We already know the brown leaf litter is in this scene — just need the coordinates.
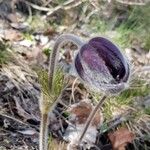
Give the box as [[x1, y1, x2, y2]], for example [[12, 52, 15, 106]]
[[63, 100, 103, 150], [108, 127, 135, 150]]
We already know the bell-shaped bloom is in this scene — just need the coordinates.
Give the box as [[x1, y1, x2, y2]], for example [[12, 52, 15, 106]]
[[74, 37, 130, 94]]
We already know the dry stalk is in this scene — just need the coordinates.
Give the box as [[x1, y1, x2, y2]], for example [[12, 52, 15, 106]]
[[115, 0, 146, 5]]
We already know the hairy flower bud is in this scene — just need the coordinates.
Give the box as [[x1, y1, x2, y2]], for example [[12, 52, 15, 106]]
[[74, 37, 130, 94]]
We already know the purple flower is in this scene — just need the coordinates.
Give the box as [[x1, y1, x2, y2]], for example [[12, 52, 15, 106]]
[[74, 37, 130, 94]]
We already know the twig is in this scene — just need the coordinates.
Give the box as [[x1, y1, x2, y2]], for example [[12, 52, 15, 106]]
[[27, 4, 32, 23], [46, 0, 86, 16], [24, 0, 51, 11], [115, 0, 146, 5], [21, 0, 86, 21], [42, 0, 52, 7], [23, 0, 84, 14], [84, 10, 98, 23], [53, 109, 76, 129], [64, 0, 84, 10], [0, 113, 29, 126], [70, 77, 78, 104]]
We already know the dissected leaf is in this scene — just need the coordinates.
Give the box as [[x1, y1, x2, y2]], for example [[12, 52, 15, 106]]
[[108, 127, 135, 150]]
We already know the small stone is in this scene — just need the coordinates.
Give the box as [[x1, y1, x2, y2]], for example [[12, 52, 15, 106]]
[[19, 40, 34, 47]]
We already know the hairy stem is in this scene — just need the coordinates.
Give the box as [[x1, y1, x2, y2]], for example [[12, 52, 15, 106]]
[[78, 95, 107, 145], [39, 34, 83, 150], [39, 113, 49, 150], [48, 34, 84, 91]]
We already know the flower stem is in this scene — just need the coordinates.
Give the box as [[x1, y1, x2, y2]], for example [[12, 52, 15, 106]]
[[78, 95, 107, 145], [39, 34, 84, 150], [39, 113, 49, 150], [48, 34, 84, 91]]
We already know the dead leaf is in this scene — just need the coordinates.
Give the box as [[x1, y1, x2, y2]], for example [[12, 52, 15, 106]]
[[43, 27, 57, 36], [68, 100, 103, 126], [25, 47, 46, 65], [108, 127, 135, 150], [3, 29, 23, 41], [63, 100, 103, 149]]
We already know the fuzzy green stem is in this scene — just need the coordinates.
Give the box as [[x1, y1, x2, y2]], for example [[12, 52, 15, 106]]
[[78, 95, 107, 145]]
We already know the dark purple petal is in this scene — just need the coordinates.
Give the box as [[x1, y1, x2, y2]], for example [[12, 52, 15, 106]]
[[79, 44, 107, 73], [74, 54, 84, 80], [89, 37, 129, 82], [76, 44, 115, 85], [74, 36, 130, 94]]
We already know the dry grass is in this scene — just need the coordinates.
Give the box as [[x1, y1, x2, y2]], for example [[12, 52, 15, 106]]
[[48, 139, 67, 150]]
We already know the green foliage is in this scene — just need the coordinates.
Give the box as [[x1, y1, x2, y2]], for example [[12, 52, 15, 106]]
[[113, 26, 133, 49], [52, 68, 64, 96], [114, 5, 150, 49], [36, 68, 64, 98], [101, 79, 150, 121], [103, 100, 113, 120], [48, 138, 66, 150], [114, 5, 150, 50], [123, 5, 150, 31], [143, 35, 150, 51], [100, 122, 109, 133], [0, 41, 11, 64], [144, 107, 150, 115], [116, 84, 150, 105], [22, 33, 34, 41], [89, 19, 107, 33], [36, 69, 49, 95], [28, 15, 49, 31], [43, 48, 51, 56], [35, 68, 64, 112], [88, 4, 150, 50], [62, 111, 70, 118]]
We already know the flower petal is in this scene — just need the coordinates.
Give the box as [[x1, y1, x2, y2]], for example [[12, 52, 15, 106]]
[[74, 37, 130, 94], [89, 37, 129, 82], [74, 53, 84, 79], [77, 44, 115, 84]]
